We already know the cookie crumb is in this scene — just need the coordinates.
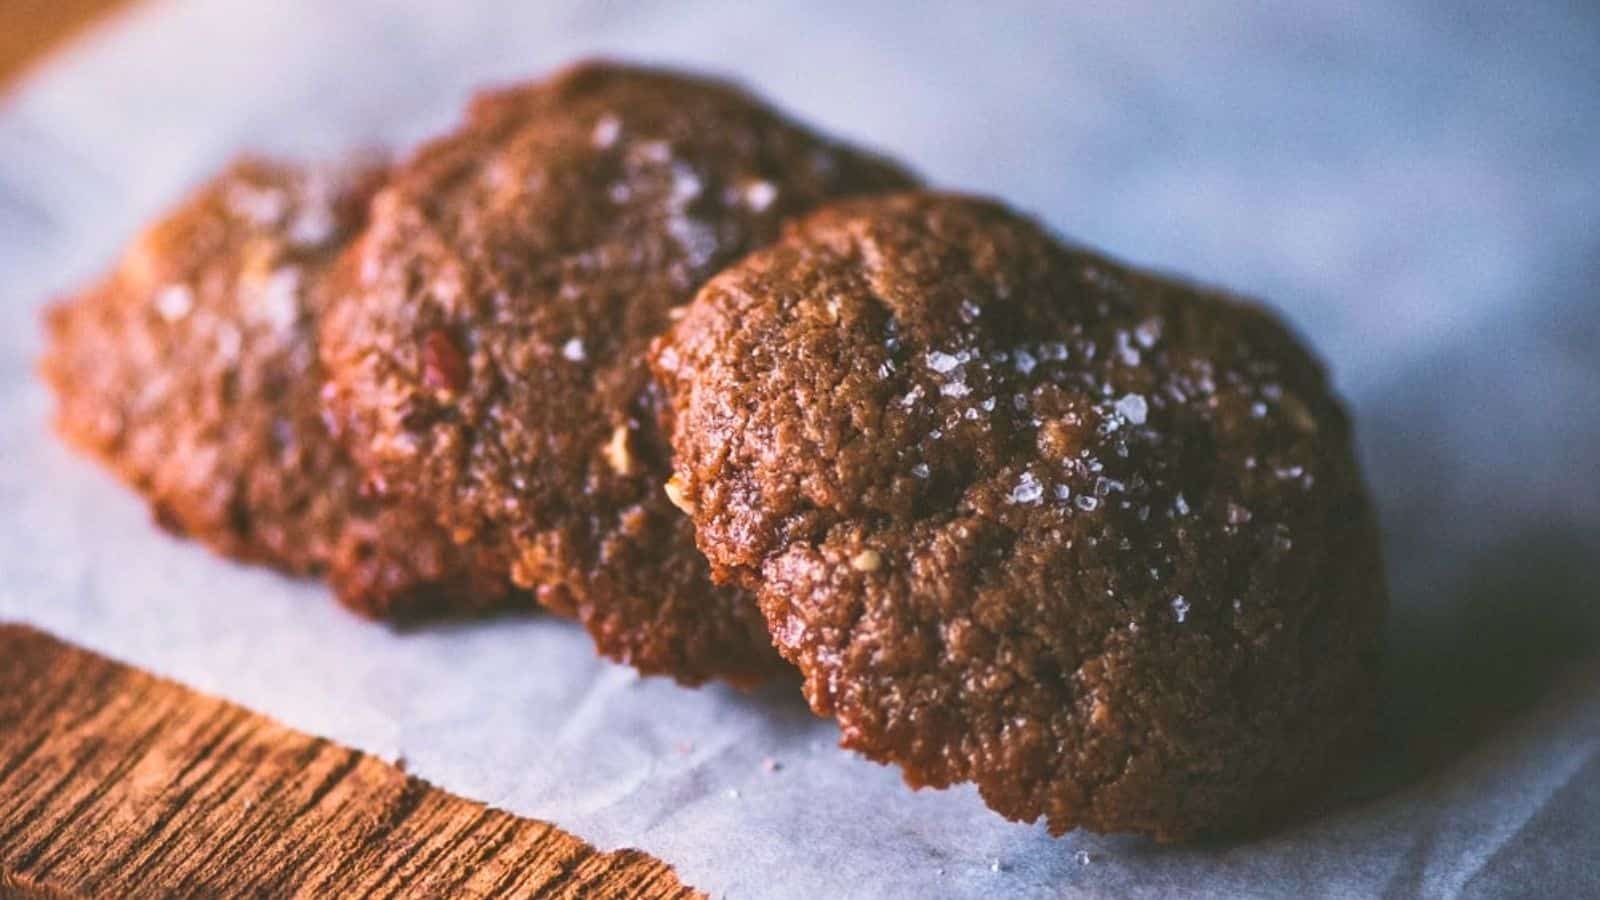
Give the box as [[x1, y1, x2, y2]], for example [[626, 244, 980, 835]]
[[663, 475, 695, 514], [850, 549, 882, 572], [603, 424, 635, 475]]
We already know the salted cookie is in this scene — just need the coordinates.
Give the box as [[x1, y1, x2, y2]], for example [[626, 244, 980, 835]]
[[652, 192, 1387, 839], [319, 61, 917, 684], [41, 158, 521, 620]]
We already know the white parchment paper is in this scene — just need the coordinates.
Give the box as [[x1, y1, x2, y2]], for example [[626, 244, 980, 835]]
[[2, 2, 1597, 896]]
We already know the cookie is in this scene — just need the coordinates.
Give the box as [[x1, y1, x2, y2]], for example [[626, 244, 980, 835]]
[[319, 61, 917, 684], [41, 158, 522, 620], [652, 192, 1387, 840]]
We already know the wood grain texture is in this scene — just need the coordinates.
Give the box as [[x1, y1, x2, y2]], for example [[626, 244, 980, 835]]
[[0, 0, 135, 87], [0, 624, 703, 899]]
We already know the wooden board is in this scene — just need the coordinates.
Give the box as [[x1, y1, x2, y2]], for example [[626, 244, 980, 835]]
[[0, 624, 702, 898], [0, 0, 135, 87]]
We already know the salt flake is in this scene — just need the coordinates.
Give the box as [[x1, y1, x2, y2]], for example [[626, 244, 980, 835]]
[[743, 179, 778, 211], [1010, 472, 1044, 504], [1114, 393, 1148, 426], [926, 350, 962, 374], [154, 284, 194, 322], [257, 268, 302, 333], [1171, 595, 1190, 623], [592, 114, 621, 148]]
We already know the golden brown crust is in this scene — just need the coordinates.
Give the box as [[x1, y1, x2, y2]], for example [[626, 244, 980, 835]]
[[319, 61, 917, 684], [40, 158, 523, 620], [653, 192, 1387, 839]]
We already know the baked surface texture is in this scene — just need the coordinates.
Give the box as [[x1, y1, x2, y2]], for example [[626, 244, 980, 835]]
[[41, 158, 521, 619], [652, 192, 1387, 839], [319, 61, 917, 684]]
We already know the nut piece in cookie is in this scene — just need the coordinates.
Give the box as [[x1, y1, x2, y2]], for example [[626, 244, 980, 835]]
[[652, 192, 1387, 840], [40, 158, 522, 620], [319, 61, 918, 684]]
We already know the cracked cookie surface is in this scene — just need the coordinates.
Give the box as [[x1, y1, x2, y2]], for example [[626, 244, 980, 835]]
[[653, 192, 1387, 838]]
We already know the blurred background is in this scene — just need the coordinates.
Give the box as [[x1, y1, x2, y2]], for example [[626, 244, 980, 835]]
[[2, 2, 1597, 896]]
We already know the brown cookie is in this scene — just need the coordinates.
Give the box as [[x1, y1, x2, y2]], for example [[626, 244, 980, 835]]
[[652, 192, 1388, 840], [318, 61, 918, 685], [41, 158, 522, 620]]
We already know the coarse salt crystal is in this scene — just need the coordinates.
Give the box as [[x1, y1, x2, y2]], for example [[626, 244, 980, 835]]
[[1134, 318, 1162, 348], [670, 164, 702, 202], [154, 284, 193, 322], [257, 267, 302, 333], [637, 140, 671, 163], [1114, 393, 1148, 425], [1010, 472, 1044, 504], [288, 204, 336, 246], [562, 337, 587, 362], [743, 179, 778, 211], [214, 323, 242, 362], [926, 350, 962, 373], [592, 114, 621, 148], [227, 183, 286, 226]]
